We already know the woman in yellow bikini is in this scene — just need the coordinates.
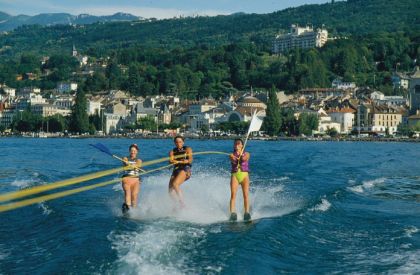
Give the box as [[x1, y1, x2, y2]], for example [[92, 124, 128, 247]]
[[229, 138, 251, 221], [121, 144, 142, 214]]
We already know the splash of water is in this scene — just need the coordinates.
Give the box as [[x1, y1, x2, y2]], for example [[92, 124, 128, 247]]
[[112, 170, 301, 223]]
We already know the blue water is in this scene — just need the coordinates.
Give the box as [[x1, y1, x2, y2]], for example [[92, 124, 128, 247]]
[[0, 138, 419, 274]]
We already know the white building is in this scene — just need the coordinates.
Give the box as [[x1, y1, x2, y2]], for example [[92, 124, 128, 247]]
[[189, 107, 227, 132], [29, 94, 47, 105], [273, 24, 328, 54], [328, 107, 355, 134], [104, 113, 123, 134], [188, 99, 218, 115], [31, 103, 60, 117], [370, 91, 385, 100], [1, 86, 16, 97], [87, 100, 102, 115], [316, 109, 341, 134], [332, 78, 356, 90]]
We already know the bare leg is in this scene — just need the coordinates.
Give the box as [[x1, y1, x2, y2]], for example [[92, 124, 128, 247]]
[[122, 180, 132, 207], [131, 180, 140, 207], [169, 171, 187, 207], [241, 176, 250, 214], [230, 175, 239, 213]]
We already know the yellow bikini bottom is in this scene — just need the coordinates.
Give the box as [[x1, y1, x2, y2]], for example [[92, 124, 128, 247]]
[[232, 170, 249, 183]]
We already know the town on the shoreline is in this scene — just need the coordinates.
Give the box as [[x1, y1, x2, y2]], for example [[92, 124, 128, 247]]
[[1, 25, 420, 140]]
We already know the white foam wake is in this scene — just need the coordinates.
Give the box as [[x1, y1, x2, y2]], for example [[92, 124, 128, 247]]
[[309, 198, 331, 212], [108, 170, 302, 273], [347, 178, 386, 194], [112, 170, 301, 223]]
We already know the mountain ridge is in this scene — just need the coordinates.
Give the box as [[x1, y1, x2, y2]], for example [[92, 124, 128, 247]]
[[0, 11, 141, 31]]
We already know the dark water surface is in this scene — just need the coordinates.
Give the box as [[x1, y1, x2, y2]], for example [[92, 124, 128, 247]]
[[0, 138, 419, 274]]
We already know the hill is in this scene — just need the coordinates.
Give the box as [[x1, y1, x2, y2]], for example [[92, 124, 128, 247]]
[[0, 0, 418, 58]]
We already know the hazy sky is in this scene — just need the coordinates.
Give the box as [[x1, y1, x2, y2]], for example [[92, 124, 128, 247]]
[[0, 0, 333, 19]]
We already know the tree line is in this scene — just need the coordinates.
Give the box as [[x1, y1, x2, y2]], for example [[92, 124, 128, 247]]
[[0, 31, 418, 99]]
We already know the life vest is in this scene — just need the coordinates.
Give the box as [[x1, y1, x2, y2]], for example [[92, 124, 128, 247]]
[[173, 146, 192, 170], [231, 151, 249, 173], [123, 158, 140, 177]]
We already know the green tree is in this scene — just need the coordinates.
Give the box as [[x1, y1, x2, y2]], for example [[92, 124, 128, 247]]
[[326, 127, 339, 137], [263, 88, 282, 136], [280, 108, 298, 136], [106, 61, 122, 89], [298, 112, 319, 136], [137, 116, 157, 131], [200, 124, 209, 134], [69, 89, 89, 133], [46, 115, 66, 132]]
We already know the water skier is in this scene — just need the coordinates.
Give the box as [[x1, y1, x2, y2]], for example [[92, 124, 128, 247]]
[[229, 138, 251, 221], [168, 136, 193, 209], [121, 144, 142, 214]]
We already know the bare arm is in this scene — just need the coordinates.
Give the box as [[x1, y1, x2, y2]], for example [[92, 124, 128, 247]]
[[136, 159, 142, 168], [185, 147, 193, 164], [169, 150, 176, 164], [242, 152, 250, 161], [122, 157, 129, 166]]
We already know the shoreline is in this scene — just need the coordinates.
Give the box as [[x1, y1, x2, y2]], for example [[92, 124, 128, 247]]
[[1, 134, 419, 143]]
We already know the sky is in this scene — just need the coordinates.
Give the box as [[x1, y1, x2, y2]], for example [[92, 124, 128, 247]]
[[0, 0, 333, 19]]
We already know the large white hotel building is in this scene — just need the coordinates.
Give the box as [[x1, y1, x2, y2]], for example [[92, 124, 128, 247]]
[[273, 24, 328, 54]]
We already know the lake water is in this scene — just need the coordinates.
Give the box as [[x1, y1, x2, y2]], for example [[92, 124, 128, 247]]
[[0, 138, 419, 274]]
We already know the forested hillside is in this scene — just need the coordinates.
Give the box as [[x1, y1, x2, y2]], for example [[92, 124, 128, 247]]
[[0, 0, 418, 97]]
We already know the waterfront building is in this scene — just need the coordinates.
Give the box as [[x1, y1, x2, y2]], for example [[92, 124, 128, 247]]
[[273, 24, 328, 54], [189, 107, 227, 132], [357, 103, 403, 134], [316, 109, 341, 134], [104, 113, 123, 134], [106, 102, 127, 117], [188, 99, 218, 115], [0, 108, 15, 128], [31, 104, 71, 117], [134, 102, 159, 121], [328, 107, 356, 134]]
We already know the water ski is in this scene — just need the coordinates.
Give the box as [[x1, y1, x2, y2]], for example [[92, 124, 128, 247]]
[[228, 212, 253, 223]]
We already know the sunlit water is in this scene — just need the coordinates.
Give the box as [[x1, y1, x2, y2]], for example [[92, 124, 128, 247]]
[[0, 138, 419, 274]]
